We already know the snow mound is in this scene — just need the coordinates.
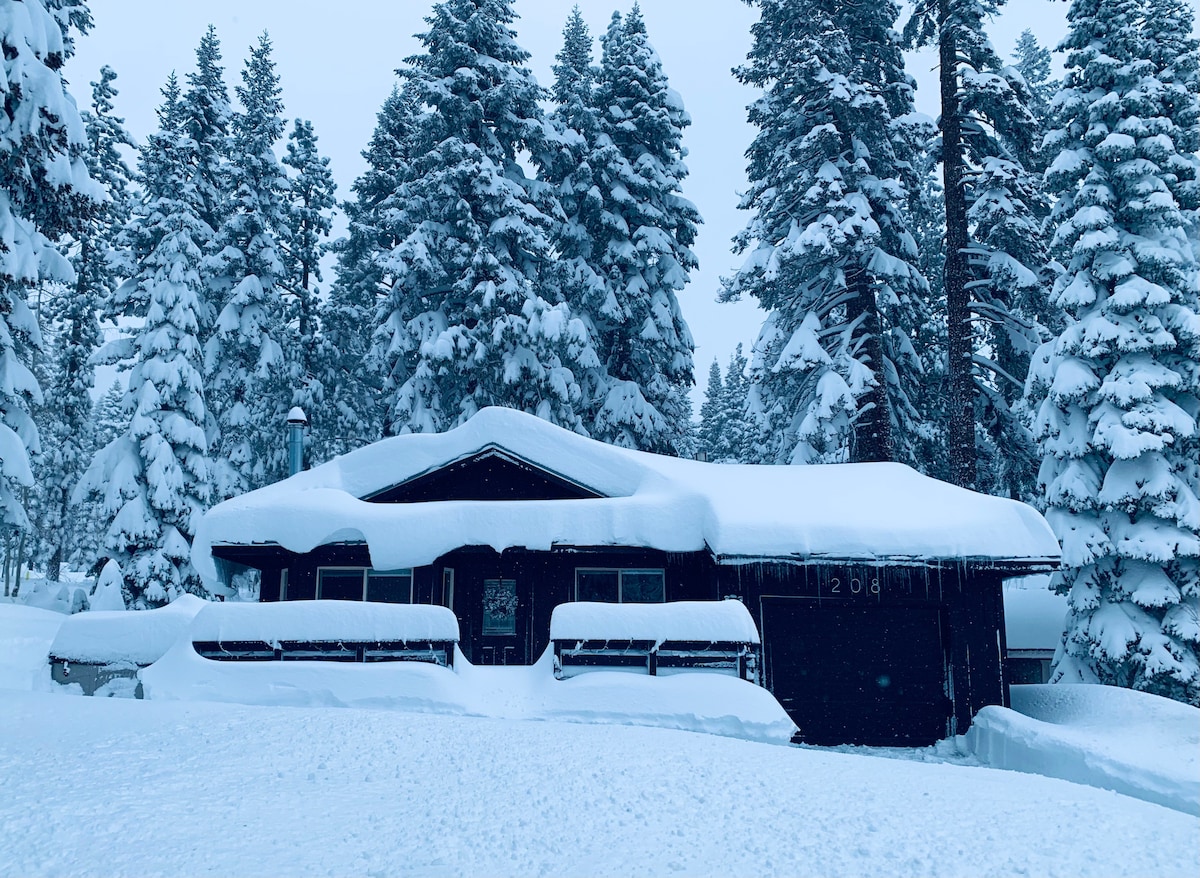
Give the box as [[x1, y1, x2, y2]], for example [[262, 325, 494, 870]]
[[141, 641, 795, 745], [187, 599, 460, 644], [550, 599, 761, 643], [193, 406, 1060, 586], [0, 603, 67, 690], [965, 683, 1200, 815], [47, 595, 207, 665]]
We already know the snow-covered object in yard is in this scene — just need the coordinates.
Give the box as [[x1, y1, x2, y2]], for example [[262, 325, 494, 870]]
[[141, 642, 796, 745], [550, 600, 760, 644], [965, 683, 1200, 815], [18, 579, 90, 615], [48, 595, 207, 666], [186, 599, 460, 645], [88, 560, 126, 611], [1003, 575, 1067, 651], [193, 406, 1060, 586]]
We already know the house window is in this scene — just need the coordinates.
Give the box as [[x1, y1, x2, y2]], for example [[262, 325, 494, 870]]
[[575, 568, 665, 603], [316, 567, 413, 603], [482, 579, 518, 635]]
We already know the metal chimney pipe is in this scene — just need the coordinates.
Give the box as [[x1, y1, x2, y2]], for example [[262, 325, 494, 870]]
[[286, 407, 308, 477]]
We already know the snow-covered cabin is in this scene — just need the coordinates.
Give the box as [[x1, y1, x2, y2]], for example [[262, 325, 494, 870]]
[[193, 407, 1060, 745]]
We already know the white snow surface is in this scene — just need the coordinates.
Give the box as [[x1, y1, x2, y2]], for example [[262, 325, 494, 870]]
[[47, 594, 206, 665], [141, 641, 795, 745], [3, 689, 1197, 878], [966, 683, 1200, 815], [0, 603, 64, 690], [186, 599, 460, 644], [1002, 574, 1068, 649], [550, 599, 761, 643], [193, 406, 1060, 587]]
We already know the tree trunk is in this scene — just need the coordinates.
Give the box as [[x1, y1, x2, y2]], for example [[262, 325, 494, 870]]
[[938, 0, 976, 489], [847, 265, 894, 463]]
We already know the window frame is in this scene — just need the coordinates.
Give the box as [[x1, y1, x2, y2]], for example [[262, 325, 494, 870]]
[[315, 566, 414, 603], [574, 567, 666, 603]]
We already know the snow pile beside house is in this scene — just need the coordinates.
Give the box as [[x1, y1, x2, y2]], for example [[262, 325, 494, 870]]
[[193, 406, 1060, 585], [0, 603, 66, 690], [550, 599, 760, 643], [965, 683, 1200, 815], [48, 594, 207, 665]]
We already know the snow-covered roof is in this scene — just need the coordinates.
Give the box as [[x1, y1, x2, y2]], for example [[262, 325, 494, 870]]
[[193, 407, 1060, 586], [1003, 576, 1068, 651], [187, 600, 460, 644], [48, 594, 207, 665], [550, 600, 761, 644]]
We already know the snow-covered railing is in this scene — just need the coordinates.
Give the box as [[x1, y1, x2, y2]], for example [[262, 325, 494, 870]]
[[550, 600, 762, 683], [187, 600, 460, 668]]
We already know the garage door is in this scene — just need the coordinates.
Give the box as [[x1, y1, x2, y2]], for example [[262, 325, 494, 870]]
[[761, 598, 950, 746]]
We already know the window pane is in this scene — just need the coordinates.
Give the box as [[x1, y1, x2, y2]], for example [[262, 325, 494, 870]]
[[482, 579, 518, 635], [367, 570, 412, 604], [577, 570, 619, 602], [318, 569, 365, 601], [621, 570, 664, 603]]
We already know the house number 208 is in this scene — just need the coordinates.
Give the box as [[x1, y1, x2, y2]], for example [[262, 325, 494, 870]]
[[828, 577, 881, 596]]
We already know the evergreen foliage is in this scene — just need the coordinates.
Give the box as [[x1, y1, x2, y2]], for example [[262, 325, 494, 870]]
[[370, 0, 595, 436], [281, 118, 336, 435], [726, 0, 930, 467], [205, 33, 292, 497], [1028, 0, 1200, 704], [0, 0, 100, 545], [35, 66, 134, 578], [905, 0, 1054, 496], [77, 76, 212, 608]]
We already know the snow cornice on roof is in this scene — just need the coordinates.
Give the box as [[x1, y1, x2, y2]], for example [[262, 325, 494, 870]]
[[192, 407, 1062, 587]]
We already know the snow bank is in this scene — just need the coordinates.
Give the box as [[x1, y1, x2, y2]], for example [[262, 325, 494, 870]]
[[965, 683, 1200, 815], [1003, 574, 1067, 650], [2, 691, 1196, 878], [141, 642, 795, 745], [550, 599, 761, 643], [47, 595, 206, 665], [0, 603, 66, 690], [187, 599, 460, 644], [193, 407, 1060, 586]]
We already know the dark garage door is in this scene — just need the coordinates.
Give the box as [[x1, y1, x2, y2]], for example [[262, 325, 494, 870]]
[[761, 598, 949, 746]]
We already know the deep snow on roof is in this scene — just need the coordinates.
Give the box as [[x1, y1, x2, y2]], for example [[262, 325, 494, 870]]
[[193, 407, 1060, 586]]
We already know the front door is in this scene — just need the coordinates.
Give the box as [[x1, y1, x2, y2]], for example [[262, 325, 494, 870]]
[[479, 577, 528, 665]]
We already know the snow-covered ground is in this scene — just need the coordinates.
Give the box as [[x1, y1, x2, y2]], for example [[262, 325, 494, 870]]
[[2, 690, 1196, 878], [2, 602, 1198, 876]]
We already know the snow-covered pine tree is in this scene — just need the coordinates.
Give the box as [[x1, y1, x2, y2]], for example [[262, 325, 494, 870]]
[[585, 6, 700, 455], [311, 86, 420, 463], [725, 0, 929, 466], [717, 344, 751, 463], [91, 378, 125, 449], [280, 118, 336, 433], [371, 0, 594, 435], [77, 75, 212, 608], [905, 0, 1054, 495], [37, 65, 134, 579], [1028, 0, 1200, 704], [1011, 29, 1058, 144], [697, 359, 724, 461], [205, 33, 292, 497], [0, 0, 101, 546], [181, 26, 233, 243]]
